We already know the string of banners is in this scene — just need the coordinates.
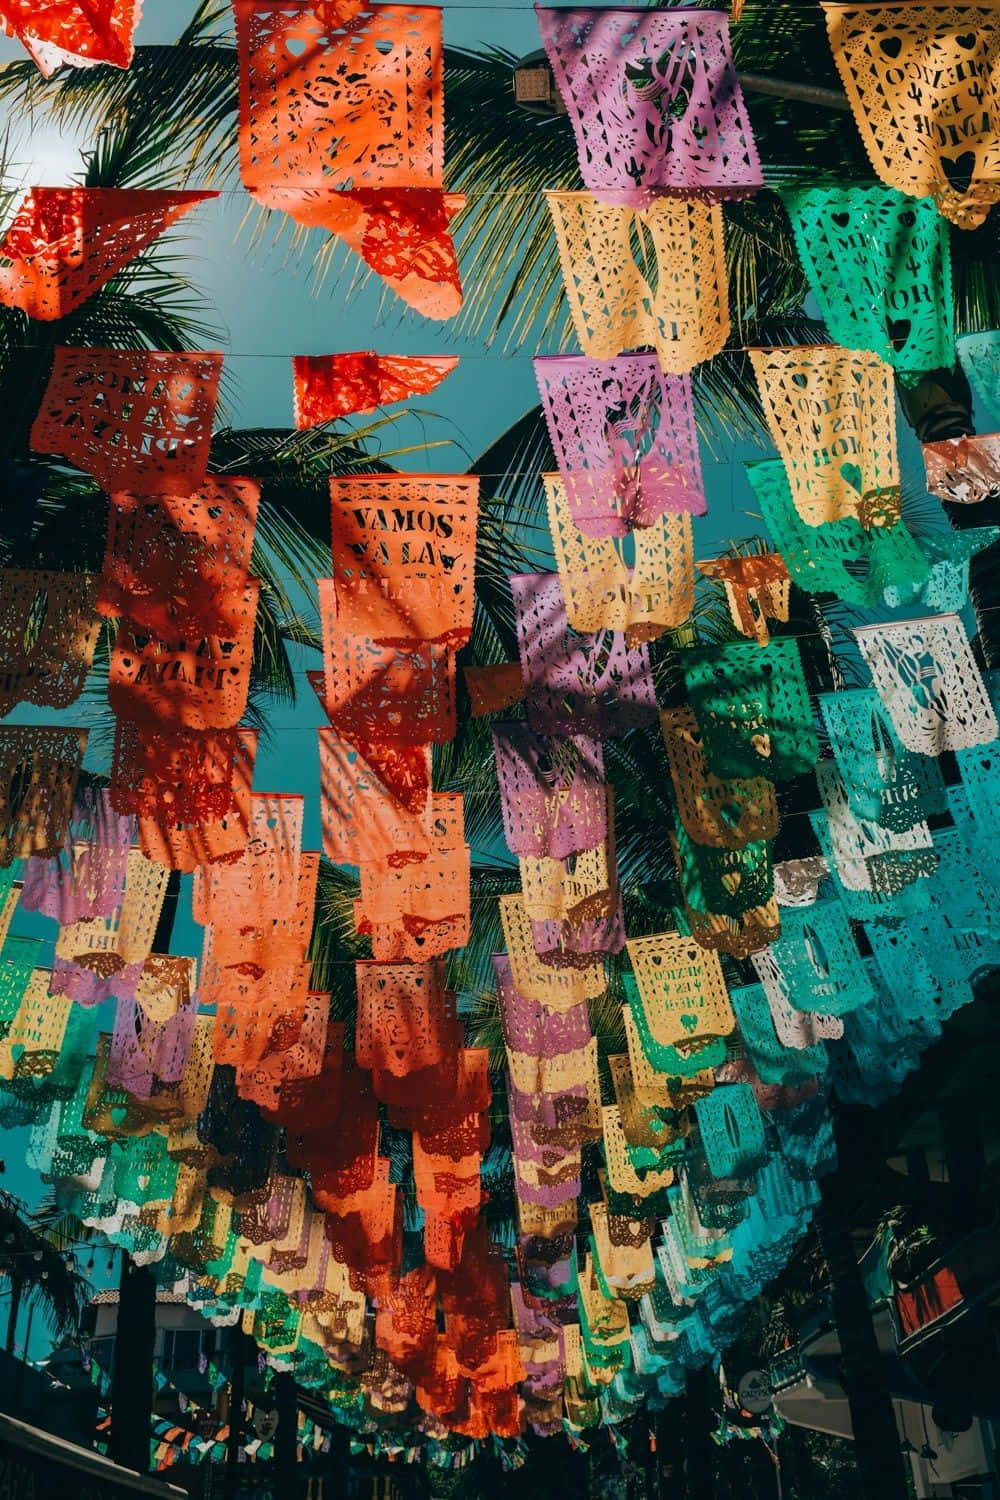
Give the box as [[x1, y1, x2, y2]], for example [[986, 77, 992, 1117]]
[[2, 0, 1000, 1450]]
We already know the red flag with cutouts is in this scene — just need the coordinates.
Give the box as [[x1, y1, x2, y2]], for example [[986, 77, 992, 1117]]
[[31, 346, 223, 497], [328, 474, 479, 646], [319, 727, 432, 867], [1, 1, 140, 76], [355, 959, 456, 1077], [234, 1, 463, 318], [0, 187, 216, 320], [293, 353, 458, 427], [108, 585, 259, 731], [310, 637, 456, 744], [131, 727, 259, 873], [99, 478, 260, 639]]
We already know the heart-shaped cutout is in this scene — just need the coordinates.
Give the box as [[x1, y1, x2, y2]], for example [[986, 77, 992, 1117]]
[[878, 34, 902, 57], [940, 150, 977, 193], [886, 316, 911, 351], [955, 31, 977, 48], [840, 460, 863, 494]]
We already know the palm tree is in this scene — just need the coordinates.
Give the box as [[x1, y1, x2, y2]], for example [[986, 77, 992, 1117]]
[[0, 1191, 89, 1363]]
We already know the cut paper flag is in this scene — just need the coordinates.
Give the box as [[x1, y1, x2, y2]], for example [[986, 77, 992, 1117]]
[[108, 583, 260, 731], [546, 192, 729, 373], [464, 662, 524, 717], [292, 353, 458, 426], [0, 570, 100, 716], [545, 473, 695, 642], [512, 571, 659, 738], [745, 458, 929, 607], [492, 721, 606, 860], [696, 553, 790, 645], [824, 2, 1000, 229], [748, 345, 899, 526], [98, 478, 260, 640], [328, 474, 479, 646], [683, 637, 820, 780], [536, 6, 762, 204], [923, 433, 1000, 505], [31, 347, 223, 497], [319, 730, 432, 867], [126, 728, 259, 873], [818, 687, 947, 832], [660, 706, 778, 851], [780, 183, 954, 383], [234, 1, 463, 318], [0, 187, 217, 321], [310, 638, 457, 744], [854, 613, 998, 754], [534, 355, 706, 537], [958, 329, 1000, 431], [0, 0, 140, 76], [0, 725, 88, 865]]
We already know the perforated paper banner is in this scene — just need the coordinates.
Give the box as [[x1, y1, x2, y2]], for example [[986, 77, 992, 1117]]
[[625, 931, 734, 1051], [512, 571, 658, 738], [356, 798, 470, 960], [293, 353, 458, 426], [536, 7, 761, 204], [193, 794, 304, 928], [55, 846, 169, 991], [545, 474, 694, 642], [745, 458, 928, 607], [108, 583, 259, 731], [547, 193, 729, 373], [696, 554, 790, 645], [535, 356, 705, 538], [109, 990, 198, 1099], [818, 687, 946, 831], [0, 570, 99, 716], [958, 329, 1000, 429], [923, 433, 1000, 505], [813, 760, 937, 895], [112, 722, 258, 828], [21, 786, 133, 924], [328, 474, 478, 646], [683, 638, 819, 780], [99, 479, 260, 640], [31, 347, 223, 497], [748, 346, 899, 526], [235, 2, 463, 318], [781, 183, 954, 380], [320, 728, 432, 866], [463, 662, 524, 718], [0, 187, 216, 320], [762, 900, 873, 1017], [237, 1, 442, 191], [660, 706, 778, 850], [492, 721, 606, 860], [824, 2, 1000, 229], [854, 613, 998, 752], [206, 849, 318, 970], [312, 633, 456, 746], [499, 893, 606, 1010], [0, 725, 87, 865], [0, 0, 140, 75]]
